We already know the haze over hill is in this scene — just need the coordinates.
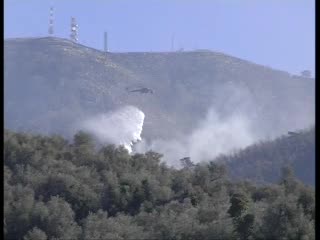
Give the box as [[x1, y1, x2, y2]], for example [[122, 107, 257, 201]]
[[4, 37, 315, 165]]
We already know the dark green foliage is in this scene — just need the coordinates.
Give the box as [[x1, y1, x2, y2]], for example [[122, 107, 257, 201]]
[[73, 131, 94, 147], [32, 196, 81, 239], [217, 127, 315, 185], [298, 187, 315, 220], [235, 213, 255, 240], [258, 196, 314, 240], [228, 193, 250, 218], [23, 227, 47, 240], [4, 129, 315, 240]]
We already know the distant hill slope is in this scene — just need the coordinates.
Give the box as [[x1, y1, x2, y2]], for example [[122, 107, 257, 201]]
[[4, 37, 314, 141], [216, 127, 315, 185]]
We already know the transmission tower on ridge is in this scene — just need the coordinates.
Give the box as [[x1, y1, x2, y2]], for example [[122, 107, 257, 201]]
[[48, 6, 54, 35], [70, 17, 79, 42], [104, 32, 108, 52]]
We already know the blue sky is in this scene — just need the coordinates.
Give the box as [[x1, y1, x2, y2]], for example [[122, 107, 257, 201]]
[[4, 0, 315, 75]]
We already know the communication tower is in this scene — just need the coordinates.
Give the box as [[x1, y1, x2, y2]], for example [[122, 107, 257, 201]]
[[48, 6, 54, 35], [104, 32, 108, 52], [70, 17, 79, 42]]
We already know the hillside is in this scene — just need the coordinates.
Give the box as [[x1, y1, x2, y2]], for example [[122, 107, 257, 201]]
[[216, 127, 315, 186], [4, 37, 315, 144]]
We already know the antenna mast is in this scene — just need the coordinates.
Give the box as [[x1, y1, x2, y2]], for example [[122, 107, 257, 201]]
[[70, 17, 79, 42], [48, 6, 54, 35], [104, 32, 108, 52]]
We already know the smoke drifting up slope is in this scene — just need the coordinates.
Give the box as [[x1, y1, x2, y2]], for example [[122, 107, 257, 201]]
[[134, 82, 261, 167], [134, 107, 255, 167], [133, 80, 314, 167], [188, 109, 254, 161], [77, 80, 313, 168], [79, 106, 145, 153]]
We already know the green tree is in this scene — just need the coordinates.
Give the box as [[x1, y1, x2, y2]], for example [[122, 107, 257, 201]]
[[24, 227, 48, 240], [228, 193, 250, 218], [260, 195, 314, 240], [34, 196, 81, 239]]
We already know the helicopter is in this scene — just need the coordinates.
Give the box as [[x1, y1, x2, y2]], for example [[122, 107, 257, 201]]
[[288, 131, 299, 136], [127, 87, 154, 94]]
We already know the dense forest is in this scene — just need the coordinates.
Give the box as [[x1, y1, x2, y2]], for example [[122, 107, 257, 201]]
[[4, 129, 315, 240]]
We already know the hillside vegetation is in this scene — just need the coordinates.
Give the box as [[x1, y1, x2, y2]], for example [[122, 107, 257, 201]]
[[4, 37, 314, 141], [216, 127, 315, 185], [4, 129, 315, 240]]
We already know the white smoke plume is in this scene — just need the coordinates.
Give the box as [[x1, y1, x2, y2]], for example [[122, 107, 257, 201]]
[[133, 81, 259, 167], [79, 106, 145, 153], [76, 79, 312, 168], [188, 109, 254, 160], [134, 107, 255, 167]]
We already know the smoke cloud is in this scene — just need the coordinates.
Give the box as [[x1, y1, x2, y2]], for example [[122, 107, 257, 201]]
[[75, 79, 314, 168], [134, 107, 255, 167], [79, 106, 145, 153]]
